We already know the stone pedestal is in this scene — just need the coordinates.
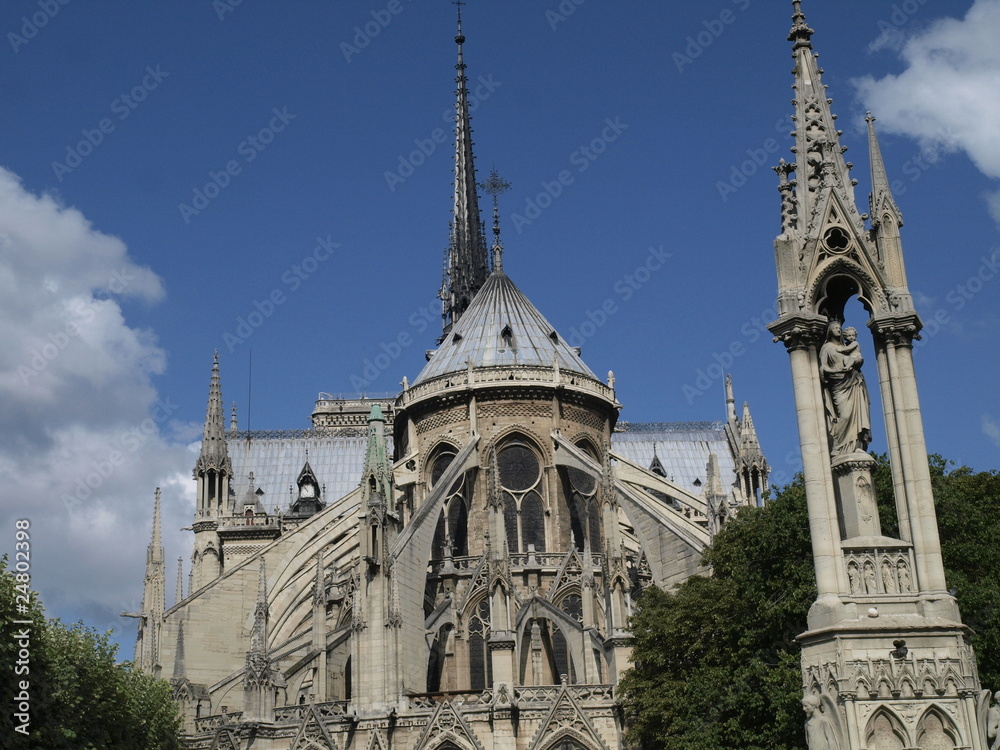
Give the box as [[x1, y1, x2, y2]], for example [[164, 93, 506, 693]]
[[832, 452, 880, 539]]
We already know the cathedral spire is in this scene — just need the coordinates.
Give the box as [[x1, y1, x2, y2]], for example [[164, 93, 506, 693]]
[[132, 487, 166, 673], [194, 352, 232, 519], [197, 352, 229, 470], [148, 486, 164, 569], [866, 112, 902, 229], [785, 0, 863, 241], [440, 1, 489, 340], [361, 404, 393, 508]]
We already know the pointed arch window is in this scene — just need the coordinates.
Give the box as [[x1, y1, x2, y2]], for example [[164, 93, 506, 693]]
[[497, 440, 544, 553], [430, 449, 469, 559], [563, 442, 601, 553], [467, 598, 492, 691]]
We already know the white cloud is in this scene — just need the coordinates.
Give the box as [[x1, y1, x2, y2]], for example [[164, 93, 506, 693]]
[[984, 414, 1000, 448], [854, 0, 1000, 220], [0, 166, 194, 643]]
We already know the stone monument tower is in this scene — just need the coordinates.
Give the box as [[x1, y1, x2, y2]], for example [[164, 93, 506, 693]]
[[768, 3, 992, 748]]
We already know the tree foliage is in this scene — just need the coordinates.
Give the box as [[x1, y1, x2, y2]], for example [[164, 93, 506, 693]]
[[619, 455, 1000, 749], [0, 556, 181, 749]]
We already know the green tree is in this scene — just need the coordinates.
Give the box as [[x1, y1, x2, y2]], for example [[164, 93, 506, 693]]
[[0, 556, 181, 749], [619, 456, 1000, 749]]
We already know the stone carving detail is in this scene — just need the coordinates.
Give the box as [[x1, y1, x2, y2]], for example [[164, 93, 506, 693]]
[[806, 653, 976, 703], [802, 694, 840, 750], [986, 690, 1000, 750], [881, 559, 897, 594], [917, 711, 956, 749], [869, 712, 905, 749], [479, 402, 552, 420], [564, 405, 605, 433], [843, 549, 912, 596], [820, 320, 872, 455], [416, 408, 466, 434]]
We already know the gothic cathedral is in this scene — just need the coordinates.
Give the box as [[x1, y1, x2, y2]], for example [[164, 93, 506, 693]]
[[131, 4, 992, 749]]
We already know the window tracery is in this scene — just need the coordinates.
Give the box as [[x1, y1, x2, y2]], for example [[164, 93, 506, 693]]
[[496, 440, 545, 553]]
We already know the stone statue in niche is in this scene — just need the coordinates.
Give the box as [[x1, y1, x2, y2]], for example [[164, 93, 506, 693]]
[[863, 561, 877, 594], [881, 560, 897, 594], [896, 561, 911, 593], [820, 321, 873, 456], [802, 695, 840, 750], [847, 561, 861, 594]]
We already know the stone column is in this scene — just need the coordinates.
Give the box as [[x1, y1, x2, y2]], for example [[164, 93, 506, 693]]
[[772, 319, 843, 618], [873, 337, 910, 541], [891, 336, 949, 597]]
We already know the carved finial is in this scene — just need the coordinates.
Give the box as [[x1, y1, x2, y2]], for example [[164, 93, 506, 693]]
[[789, 0, 814, 49], [480, 168, 511, 274]]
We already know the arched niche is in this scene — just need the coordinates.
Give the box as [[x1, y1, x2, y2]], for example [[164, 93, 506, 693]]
[[865, 707, 908, 749], [915, 706, 961, 749]]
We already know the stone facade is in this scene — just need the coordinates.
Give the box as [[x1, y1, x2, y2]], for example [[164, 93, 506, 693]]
[[129, 10, 770, 750], [127, 3, 997, 748]]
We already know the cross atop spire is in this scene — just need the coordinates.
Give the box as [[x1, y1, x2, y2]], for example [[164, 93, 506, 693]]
[[440, 3, 490, 342], [480, 168, 511, 274]]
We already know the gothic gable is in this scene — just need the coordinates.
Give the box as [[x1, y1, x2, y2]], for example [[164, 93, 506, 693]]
[[527, 684, 611, 750], [210, 726, 242, 750], [414, 701, 487, 750], [289, 704, 338, 750]]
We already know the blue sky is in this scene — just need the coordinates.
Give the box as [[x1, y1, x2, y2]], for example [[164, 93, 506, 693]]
[[1, 0, 998, 648]]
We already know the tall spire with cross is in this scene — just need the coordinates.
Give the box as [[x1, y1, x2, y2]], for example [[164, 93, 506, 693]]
[[440, 0, 489, 341], [481, 168, 511, 274]]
